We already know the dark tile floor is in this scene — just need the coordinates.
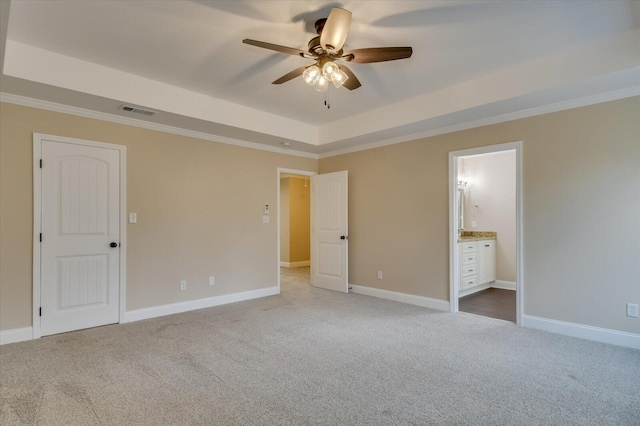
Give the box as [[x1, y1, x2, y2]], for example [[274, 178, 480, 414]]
[[459, 288, 516, 322]]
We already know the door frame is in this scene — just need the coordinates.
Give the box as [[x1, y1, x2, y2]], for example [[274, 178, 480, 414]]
[[448, 141, 523, 325], [276, 168, 316, 293], [32, 133, 127, 339]]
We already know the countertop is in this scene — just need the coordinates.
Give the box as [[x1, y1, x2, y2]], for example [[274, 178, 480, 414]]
[[458, 231, 496, 242]]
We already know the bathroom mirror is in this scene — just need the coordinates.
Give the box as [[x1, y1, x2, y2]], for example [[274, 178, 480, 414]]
[[458, 188, 465, 231]]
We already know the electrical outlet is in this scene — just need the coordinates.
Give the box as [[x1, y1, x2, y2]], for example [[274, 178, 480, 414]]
[[627, 303, 638, 318], [209, 276, 215, 286], [471, 221, 477, 228], [377, 271, 383, 280], [180, 280, 187, 291]]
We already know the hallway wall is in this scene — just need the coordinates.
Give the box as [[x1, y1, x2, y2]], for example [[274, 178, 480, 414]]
[[280, 176, 310, 265]]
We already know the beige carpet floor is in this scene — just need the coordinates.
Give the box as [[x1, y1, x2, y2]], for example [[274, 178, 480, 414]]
[[1, 267, 639, 425]]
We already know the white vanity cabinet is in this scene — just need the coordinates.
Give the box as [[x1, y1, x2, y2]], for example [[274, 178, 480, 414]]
[[477, 240, 496, 284], [458, 239, 496, 292], [459, 241, 478, 291]]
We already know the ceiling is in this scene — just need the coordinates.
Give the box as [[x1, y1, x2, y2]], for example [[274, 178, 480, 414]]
[[1, 0, 639, 157]]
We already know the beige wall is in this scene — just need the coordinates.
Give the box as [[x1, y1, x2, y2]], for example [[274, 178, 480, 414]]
[[279, 178, 290, 263], [320, 97, 640, 334], [2, 97, 639, 335], [288, 177, 310, 263], [0, 102, 316, 330], [460, 151, 516, 282]]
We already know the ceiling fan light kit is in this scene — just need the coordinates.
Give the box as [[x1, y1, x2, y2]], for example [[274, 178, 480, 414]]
[[315, 75, 329, 92], [322, 61, 339, 80], [243, 7, 412, 106], [331, 69, 349, 89], [302, 65, 321, 85]]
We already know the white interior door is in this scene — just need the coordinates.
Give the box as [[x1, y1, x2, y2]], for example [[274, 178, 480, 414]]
[[311, 171, 348, 293], [40, 140, 121, 336]]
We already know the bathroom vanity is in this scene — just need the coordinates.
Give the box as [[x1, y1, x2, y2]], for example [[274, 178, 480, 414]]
[[458, 232, 496, 295]]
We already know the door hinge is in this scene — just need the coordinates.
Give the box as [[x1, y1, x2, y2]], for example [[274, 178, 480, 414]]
[[39, 159, 42, 168], [39, 233, 42, 242], [39, 307, 42, 317]]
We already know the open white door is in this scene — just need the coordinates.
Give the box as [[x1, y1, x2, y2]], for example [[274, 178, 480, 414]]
[[311, 171, 348, 293]]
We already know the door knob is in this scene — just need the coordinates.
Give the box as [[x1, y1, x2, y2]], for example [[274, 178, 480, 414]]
[[110, 242, 118, 248], [340, 236, 349, 240]]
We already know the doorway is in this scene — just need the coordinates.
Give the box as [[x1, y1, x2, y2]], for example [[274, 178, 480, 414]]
[[280, 173, 311, 269], [33, 133, 126, 338], [276, 168, 349, 294], [279, 171, 313, 292], [277, 169, 315, 294], [449, 142, 523, 325]]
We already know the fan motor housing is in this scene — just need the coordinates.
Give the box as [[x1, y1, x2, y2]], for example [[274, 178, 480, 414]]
[[308, 36, 323, 55]]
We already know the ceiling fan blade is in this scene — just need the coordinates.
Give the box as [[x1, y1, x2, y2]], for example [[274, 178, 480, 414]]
[[243, 39, 306, 57], [343, 47, 413, 63], [338, 65, 361, 90], [321, 8, 352, 52], [272, 66, 307, 84]]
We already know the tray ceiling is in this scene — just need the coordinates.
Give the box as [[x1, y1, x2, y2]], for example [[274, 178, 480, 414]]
[[1, 1, 639, 156]]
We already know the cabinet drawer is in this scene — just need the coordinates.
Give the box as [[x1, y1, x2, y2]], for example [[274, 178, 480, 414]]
[[462, 253, 477, 265], [462, 276, 478, 290], [462, 264, 477, 277], [462, 241, 477, 253]]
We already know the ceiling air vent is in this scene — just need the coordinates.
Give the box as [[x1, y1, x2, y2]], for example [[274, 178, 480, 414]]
[[119, 105, 156, 116]]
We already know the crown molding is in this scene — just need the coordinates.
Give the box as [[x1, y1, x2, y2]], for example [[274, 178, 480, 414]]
[[3, 86, 639, 162], [317, 86, 640, 159], [0, 92, 319, 159]]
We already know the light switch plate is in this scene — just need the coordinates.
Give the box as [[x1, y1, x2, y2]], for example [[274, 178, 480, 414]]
[[129, 212, 137, 224]]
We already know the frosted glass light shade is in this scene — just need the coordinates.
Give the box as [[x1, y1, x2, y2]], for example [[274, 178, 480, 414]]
[[320, 8, 352, 52], [302, 66, 321, 85], [314, 75, 329, 91], [322, 61, 340, 81], [332, 69, 349, 88]]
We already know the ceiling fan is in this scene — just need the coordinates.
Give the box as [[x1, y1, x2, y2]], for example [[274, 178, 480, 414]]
[[243, 8, 412, 93]]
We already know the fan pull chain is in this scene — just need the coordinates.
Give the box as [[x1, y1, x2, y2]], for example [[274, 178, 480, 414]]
[[324, 86, 330, 109]]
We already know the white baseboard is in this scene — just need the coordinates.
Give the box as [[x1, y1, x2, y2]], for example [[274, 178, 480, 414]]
[[522, 315, 640, 349], [349, 285, 449, 312], [0, 326, 33, 345], [123, 286, 280, 323], [280, 260, 310, 268], [491, 280, 516, 291]]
